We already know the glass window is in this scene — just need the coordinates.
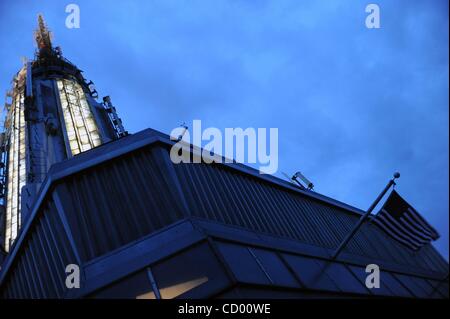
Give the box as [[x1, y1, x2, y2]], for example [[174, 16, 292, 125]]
[[91, 270, 155, 299], [322, 262, 369, 295], [249, 247, 301, 288], [347, 265, 393, 296], [56, 79, 102, 156], [427, 280, 449, 298], [281, 254, 340, 292], [406, 276, 436, 297], [380, 272, 414, 298], [5, 87, 26, 251], [394, 274, 431, 298], [151, 242, 230, 299], [216, 242, 271, 285]]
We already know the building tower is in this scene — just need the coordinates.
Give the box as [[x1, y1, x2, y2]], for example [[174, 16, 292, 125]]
[[0, 15, 127, 252]]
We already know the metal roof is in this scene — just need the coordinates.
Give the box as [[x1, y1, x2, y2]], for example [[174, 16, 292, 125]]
[[0, 128, 448, 298]]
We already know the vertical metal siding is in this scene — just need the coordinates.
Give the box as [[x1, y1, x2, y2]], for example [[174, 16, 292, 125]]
[[1, 199, 75, 298], [172, 156, 447, 274], [174, 161, 355, 249], [1, 139, 447, 298], [55, 145, 186, 261]]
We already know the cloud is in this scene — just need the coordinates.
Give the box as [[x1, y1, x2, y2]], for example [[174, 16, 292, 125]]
[[0, 0, 448, 258]]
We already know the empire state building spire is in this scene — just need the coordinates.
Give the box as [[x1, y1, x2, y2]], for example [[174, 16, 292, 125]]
[[0, 16, 127, 251], [34, 14, 54, 57]]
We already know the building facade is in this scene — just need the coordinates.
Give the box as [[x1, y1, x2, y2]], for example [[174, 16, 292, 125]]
[[0, 16, 126, 251], [0, 17, 448, 299], [0, 128, 448, 298]]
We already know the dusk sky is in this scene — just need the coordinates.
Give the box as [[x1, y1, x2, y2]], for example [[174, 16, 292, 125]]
[[0, 0, 448, 258]]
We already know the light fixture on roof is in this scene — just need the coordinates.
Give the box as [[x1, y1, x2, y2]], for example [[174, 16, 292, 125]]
[[282, 171, 314, 191], [282, 172, 305, 190], [293, 171, 314, 190], [283, 171, 314, 191]]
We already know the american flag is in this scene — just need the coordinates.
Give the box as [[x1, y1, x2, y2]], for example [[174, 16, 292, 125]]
[[372, 190, 440, 251]]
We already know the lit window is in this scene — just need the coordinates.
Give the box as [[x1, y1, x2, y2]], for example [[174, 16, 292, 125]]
[[89, 270, 156, 299], [151, 243, 230, 299], [56, 79, 102, 156], [5, 88, 26, 251]]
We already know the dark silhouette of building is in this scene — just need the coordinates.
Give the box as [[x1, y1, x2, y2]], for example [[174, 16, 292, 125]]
[[0, 17, 448, 299]]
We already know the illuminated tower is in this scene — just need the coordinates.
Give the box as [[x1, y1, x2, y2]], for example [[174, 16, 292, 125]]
[[0, 15, 127, 251]]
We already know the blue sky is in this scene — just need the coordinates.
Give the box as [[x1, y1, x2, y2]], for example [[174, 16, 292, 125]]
[[0, 0, 448, 259]]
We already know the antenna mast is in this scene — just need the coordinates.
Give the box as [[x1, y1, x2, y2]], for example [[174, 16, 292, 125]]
[[34, 14, 54, 57]]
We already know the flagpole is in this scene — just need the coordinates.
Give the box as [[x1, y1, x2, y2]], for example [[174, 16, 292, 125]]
[[331, 172, 400, 260]]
